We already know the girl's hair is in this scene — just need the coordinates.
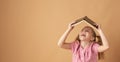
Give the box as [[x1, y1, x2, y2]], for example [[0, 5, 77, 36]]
[[75, 26, 104, 60]]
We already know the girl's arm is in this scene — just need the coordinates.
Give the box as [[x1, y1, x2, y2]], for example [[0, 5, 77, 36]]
[[97, 25, 109, 52], [57, 22, 75, 49]]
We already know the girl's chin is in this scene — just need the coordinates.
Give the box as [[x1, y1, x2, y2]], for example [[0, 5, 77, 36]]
[[80, 38, 88, 41], [80, 38, 86, 41], [80, 37, 86, 40], [80, 39, 86, 41]]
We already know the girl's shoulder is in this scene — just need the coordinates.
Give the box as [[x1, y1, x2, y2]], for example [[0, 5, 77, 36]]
[[71, 40, 80, 46], [91, 41, 100, 47], [91, 42, 100, 53]]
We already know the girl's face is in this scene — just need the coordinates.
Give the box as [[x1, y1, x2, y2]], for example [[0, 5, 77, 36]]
[[79, 27, 94, 42]]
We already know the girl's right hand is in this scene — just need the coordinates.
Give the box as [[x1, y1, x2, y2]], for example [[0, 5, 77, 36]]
[[68, 21, 75, 29]]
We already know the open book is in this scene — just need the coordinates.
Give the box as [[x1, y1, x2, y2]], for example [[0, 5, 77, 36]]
[[72, 16, 98, 29]]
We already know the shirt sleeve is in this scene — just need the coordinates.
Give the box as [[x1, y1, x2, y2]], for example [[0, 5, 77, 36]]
[[70, 41, 79, 53], [93, 43, 100, 53]]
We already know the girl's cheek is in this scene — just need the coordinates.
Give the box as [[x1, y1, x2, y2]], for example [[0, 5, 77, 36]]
[[86, 33, 91, 38]]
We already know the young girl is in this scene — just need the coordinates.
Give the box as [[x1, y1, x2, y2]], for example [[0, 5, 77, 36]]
[[58, 20, 109, 62]]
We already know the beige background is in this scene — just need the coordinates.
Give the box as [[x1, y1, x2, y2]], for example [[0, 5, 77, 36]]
[[0, 0, 120, 62]]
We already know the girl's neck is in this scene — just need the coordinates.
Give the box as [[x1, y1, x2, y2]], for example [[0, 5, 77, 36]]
[[81, 40, 91, 49]]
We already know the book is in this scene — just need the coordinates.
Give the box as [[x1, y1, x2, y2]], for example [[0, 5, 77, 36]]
[[84, 16, 98, 29], [71, 16, 85, 26], [72, 16, 98, 29]]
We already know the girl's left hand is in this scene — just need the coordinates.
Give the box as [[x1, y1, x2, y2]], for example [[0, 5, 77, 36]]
[[97, 24, 102, 32]]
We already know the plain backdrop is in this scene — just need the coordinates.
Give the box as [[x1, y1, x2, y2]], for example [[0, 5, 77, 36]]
[[0, 0, 120, 62]]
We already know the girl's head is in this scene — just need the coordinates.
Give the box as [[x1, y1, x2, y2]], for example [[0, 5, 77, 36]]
[[78, 26, 96, 42]]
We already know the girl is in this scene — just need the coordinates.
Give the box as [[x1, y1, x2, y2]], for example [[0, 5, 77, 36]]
[[58, 20, 109, 62]]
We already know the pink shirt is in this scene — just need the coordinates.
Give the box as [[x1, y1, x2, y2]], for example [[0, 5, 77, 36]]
[[70, 41, 100, 62]]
